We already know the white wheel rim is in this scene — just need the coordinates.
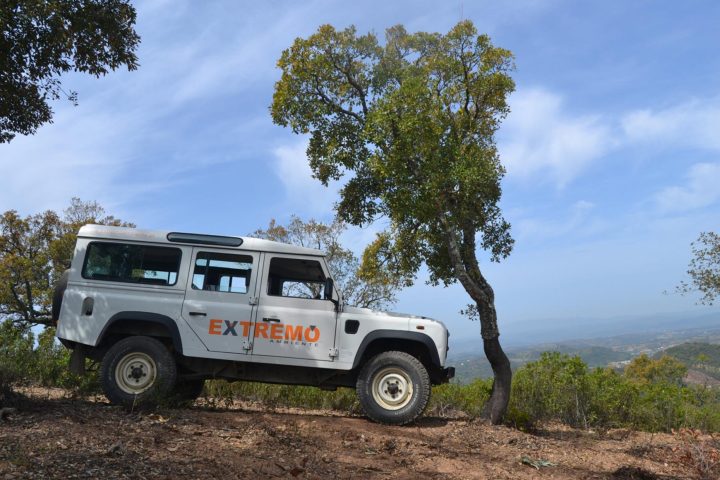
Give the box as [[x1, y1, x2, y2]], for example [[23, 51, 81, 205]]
[[371, 367, 413, 410], [115, 352, 157, 395]]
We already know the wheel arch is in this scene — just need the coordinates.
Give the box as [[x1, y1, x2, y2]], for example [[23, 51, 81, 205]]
[[96, 312, 183, 355], [352, 330, 441, 374]]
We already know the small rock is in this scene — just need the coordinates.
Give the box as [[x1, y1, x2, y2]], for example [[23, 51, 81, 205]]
[[106, 441, 123, 455]]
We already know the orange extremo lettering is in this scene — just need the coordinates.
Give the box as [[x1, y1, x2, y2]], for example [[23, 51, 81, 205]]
[[284, 325, 303, 341], [270, 324, 283, 340], [255, 322, 269, 339], [209, 318, 222, 335], [239, 321, 251, 336], [304, 326, 320, 343]]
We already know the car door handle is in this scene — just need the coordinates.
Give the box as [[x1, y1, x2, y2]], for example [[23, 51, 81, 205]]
[[189, 311, 207, 316], [262, 317, 280, 323]]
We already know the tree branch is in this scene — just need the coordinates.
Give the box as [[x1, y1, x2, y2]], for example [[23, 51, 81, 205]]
[[312, 82, 363, 122]]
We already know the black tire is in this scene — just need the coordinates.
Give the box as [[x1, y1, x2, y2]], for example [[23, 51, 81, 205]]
[[51, 269, 70, 324], [356, 351, 431, 425], [170, 379, 205, 406], [100, 336, 177, 409]]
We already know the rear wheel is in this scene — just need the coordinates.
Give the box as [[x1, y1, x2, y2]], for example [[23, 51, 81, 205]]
[[356, 351, 431, 425], [100, 336, 177, 409]]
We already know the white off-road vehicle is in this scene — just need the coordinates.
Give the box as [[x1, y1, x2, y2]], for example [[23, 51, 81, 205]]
[[54, 225, 453, 424]]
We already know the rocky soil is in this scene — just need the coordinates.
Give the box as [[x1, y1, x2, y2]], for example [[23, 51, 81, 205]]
[[0, 389, 714, 479]]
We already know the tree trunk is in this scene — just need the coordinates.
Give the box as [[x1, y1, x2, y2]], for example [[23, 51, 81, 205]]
[[482, 335, 512, 424], [441, 219, 512, 424]]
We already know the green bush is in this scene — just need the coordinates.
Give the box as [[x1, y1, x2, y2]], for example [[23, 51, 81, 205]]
[[0, 322, 99, 400], [0, 321, 34, 402], [509, 352, 591, 428], [428, 378, 492, 418]]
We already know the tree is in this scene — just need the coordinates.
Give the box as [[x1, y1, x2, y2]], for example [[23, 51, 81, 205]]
[[271, 21, 516, 422], [252, 216, 400, 309], [624, 354, 687, 386], [676, 232, 720, 305], [0, 0, 140, 143], [0, 198, 133, 328]]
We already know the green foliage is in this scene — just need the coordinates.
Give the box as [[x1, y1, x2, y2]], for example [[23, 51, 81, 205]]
[[508, 352, 720, 432], [30, 327, 100, 394], [427, 378, 492, 418], [271, 21, 515, 341], [0, 0, 140, 142], [510, 352, 591, 428], [0, 323, 99, 401], [252, 216, 400, 309], [624, 354, 688, 386], [0, 320, 34, 401], [676, 231, 720, 305], [662, 342, 720, 381]]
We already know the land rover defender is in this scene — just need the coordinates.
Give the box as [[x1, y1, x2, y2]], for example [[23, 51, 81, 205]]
[[54, 225, 454, 424]]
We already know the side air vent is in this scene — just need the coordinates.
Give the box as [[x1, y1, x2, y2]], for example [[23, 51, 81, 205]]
[[167, 232, 243, 247], [345, 320, 360, 334]]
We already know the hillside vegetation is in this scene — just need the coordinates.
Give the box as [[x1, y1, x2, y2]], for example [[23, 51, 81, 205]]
[[453, 345, 632, 383], [661, 342, 720, 381]]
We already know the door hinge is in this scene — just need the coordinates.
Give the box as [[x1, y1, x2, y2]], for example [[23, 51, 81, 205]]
[[249, 296, 258, 306], [242, 339, 252, 352], [328, 347, 339, 359]]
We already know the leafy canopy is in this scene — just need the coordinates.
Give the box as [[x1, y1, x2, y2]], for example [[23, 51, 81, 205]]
[[252, 216, 399, 309], [271, 21, 515, 292], [0, 0, 140, 142], [676, 232, 720, 305]]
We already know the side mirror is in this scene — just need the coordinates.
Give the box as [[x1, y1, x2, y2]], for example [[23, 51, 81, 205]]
[[323, 277, 334, 301]]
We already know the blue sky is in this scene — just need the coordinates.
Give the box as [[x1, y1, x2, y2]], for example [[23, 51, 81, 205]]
[[2, 0, 719, 343]]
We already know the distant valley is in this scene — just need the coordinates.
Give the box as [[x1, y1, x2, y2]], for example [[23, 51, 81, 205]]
[[448, 325, 720, 383]]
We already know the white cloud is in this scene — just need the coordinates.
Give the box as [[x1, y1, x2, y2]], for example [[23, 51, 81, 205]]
[[500, 88, 613, 186], [622, 98, 720, 151], [272, 140, 339, 217], [0, 103, 147, 215], [655, 162, 720, 213]]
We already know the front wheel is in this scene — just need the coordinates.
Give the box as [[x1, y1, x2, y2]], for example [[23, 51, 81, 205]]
[[100, 336, 177, 409], [356, 351, 431, 425]]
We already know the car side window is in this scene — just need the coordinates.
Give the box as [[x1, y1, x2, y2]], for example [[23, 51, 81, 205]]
[[192, 252, 253, 294], [266, 257, 327, 299], [82, 242, 181, 286]]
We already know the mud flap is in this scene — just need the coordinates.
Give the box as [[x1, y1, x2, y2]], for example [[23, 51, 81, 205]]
[[69, 347, 86, 376]]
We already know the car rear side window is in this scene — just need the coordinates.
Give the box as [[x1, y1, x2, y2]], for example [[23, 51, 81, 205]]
[[192, 252, 253, 294], [82, 242, 181, 286]]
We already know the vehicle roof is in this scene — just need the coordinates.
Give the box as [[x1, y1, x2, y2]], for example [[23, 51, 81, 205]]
[[77, 224, 326, 257]]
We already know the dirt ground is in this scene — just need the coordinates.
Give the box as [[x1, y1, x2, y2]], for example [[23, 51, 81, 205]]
[[0, 390, 708, 479]]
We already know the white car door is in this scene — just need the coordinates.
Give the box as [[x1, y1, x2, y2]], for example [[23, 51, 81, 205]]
[[251, 254, 338, 363], [181, 248, 259, 355]]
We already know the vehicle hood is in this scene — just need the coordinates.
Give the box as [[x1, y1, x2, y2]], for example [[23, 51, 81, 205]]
[[342, 305, 434, 321]]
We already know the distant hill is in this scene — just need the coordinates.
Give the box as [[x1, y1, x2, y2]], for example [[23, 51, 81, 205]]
[[659, 342, 720, 381], [452, 344, 632, 383], [449, 327, 720, 384]]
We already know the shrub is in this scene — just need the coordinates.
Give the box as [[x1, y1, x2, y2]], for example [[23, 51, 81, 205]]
[[428, 378, 492, 418], [0, 321, 34, 402], [509, 352, 591, 428], [0, 322, 99, 400]]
